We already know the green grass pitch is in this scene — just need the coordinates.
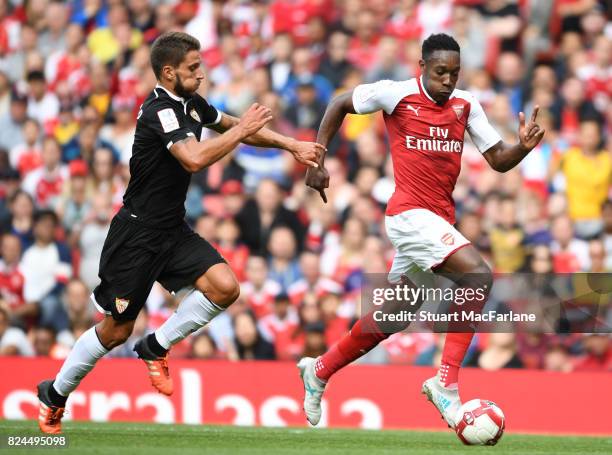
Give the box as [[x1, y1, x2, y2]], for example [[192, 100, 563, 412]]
[[1, 420, 610, 454]]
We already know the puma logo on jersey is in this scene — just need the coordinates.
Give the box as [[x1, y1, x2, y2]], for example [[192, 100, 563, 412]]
[[406, 104, 421, 116]]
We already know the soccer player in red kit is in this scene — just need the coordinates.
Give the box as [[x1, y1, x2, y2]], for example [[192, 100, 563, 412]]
[[298, 34, 545, 428]]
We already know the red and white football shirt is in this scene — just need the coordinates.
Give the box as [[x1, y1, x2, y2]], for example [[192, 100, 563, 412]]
[[287, 277, 343, 306], [0, 260, 25, 310], [352, 77, 501, 224], [240, 279, 282, 319], [21, 166, 68, 208]]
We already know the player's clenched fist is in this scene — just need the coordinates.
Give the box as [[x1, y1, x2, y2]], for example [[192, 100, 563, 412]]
[[237, 103, 274, 138], [305, 166, 330, 203]]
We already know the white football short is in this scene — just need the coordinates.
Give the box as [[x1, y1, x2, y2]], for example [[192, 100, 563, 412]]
[[385, 209, 470, 283]]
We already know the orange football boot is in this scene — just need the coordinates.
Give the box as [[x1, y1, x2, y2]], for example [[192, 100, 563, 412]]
[[142, 355, 174, 396], [134, 337, 174, 396], [37, 380, 65, 434]]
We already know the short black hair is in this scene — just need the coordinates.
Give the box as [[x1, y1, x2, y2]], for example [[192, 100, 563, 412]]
[[422, 33, 460, 61], [304, 321, 325, 334], [26, 70, 45, 82], [35, 324, 57, 336], [150, 32, 201, 79], [275, 293, 291, 303], [34, 209, 59, 226], [10, 88, 27, 103], [579, 113, 603, 125]]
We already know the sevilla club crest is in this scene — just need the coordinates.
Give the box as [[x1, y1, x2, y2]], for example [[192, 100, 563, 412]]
[[115, 298, 130, 314], [190, 109, 201, 123]]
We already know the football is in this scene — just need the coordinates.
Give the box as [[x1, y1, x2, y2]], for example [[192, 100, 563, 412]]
[[454, 399, 505, 446]]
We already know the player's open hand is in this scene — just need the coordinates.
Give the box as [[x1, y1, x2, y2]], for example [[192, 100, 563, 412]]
[[305, 166, 330, 203], [289, 141, 326, 168], [237, 103, 273, 138], [518, 105, 545, 151]]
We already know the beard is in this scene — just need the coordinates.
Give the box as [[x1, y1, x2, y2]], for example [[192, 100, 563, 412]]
[[174, 74, 193, 98]]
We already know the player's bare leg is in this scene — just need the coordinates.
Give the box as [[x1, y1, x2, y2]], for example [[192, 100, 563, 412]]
[[134, 263, 239, 396], [298, 309, 390, 426], [422, 245, 492, 428], [37, 317, 134, 433], [299, 277, 420, 425]]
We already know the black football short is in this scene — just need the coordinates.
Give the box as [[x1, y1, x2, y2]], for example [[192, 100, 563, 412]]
[[93, 208, 226, 321]]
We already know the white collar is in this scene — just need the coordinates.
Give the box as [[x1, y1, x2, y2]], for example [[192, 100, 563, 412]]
[[155, 84, 185, 103], [419, 76, 436, 102]]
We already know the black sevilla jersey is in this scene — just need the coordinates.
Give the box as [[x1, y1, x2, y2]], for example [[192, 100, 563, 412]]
[[122, 85, 221, 228]]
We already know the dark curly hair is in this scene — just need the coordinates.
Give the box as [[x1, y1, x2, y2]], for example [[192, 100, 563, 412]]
[[422, 33, 460, 61]]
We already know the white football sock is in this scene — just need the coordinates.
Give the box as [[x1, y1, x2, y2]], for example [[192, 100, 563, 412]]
[[154, 289, 224, 349], [53, 326, 109, 396]]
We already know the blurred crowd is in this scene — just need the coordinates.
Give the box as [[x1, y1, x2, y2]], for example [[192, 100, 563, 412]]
[[0, 0, 610, 373]]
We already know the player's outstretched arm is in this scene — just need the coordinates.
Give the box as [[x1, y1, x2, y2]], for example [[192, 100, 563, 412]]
[[169, 103, 272, 173], [210, 110, 324, 168], [483, 105, 546, 173], [306, 91, 357, 203]]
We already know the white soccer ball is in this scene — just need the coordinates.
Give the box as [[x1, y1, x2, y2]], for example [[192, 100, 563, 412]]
[[454, 399, 505, 446]]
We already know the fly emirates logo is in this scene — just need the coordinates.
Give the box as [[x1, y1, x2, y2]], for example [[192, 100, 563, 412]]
[[406, 127, 463, 153]]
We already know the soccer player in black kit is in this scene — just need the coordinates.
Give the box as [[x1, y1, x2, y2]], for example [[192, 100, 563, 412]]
[[36, 32, 324, 434]]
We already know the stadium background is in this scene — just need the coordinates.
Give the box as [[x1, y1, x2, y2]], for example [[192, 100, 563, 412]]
[[0, 0, 610, 434]]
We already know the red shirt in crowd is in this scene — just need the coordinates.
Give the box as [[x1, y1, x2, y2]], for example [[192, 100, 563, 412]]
[[270, 0, 335, 44], [573, 346, 612, 372], [287, 277, 343, 306], [0, 259, 25, 310], [216, 243, 249, 282], [259, 311, 301, 360], [241, 279, 282, 319]]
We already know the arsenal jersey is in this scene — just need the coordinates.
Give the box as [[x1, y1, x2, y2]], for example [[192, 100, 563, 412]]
[[352, 77, 501, 224]]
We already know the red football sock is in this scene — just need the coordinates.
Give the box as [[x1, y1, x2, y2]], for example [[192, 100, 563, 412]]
[[439, 279, 488, 388], [439, 332, 473, 388], [315, 311, 389, 381]]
